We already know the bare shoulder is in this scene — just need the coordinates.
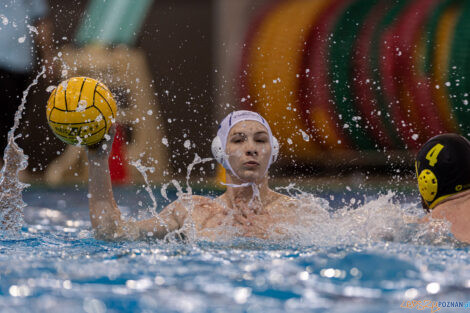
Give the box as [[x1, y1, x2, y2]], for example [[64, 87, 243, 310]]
[[164, 195, 218, 213], [187, 195, 218, 205], [159, 195, 218, 225], [268, 191, 300, 213], [178, 195, 223, 211], [271, 191, 298, 204]]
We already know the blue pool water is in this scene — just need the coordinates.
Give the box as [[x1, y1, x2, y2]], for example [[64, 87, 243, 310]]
[[1, 186, 470, 313]]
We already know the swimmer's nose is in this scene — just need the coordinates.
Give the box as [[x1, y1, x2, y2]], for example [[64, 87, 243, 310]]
[[245, 140, 258, 156], [246, 150, 258, 156]]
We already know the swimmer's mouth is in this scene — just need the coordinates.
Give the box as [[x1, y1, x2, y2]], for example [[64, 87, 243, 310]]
[[243, 161, 259, 167]]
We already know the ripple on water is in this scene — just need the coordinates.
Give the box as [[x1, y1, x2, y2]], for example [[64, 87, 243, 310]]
[[3, 175, 470, 313]]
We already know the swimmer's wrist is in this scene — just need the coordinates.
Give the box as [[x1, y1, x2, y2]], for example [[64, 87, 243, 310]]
[[86, 125, 116, 157], [86, 143, 111, 157]]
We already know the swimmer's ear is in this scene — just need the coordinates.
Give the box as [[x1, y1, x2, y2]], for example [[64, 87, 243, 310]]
[[271, 137, 279, 162], [211, 136, 225, 164]]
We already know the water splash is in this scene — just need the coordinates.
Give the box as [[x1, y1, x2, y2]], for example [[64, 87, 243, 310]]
[[131, 155, 454, 246], [0, 67, 45, 232], [128, 158, 173, 239], [160, 178, 196, 242], [129, 154, 213, 242], [185, 153, 213, 194], [129, 158, 157, 216], [0, 135, 29, 232], [267, 185, 461, 247]]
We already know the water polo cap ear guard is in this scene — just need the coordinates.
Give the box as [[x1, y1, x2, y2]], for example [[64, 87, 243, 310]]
[[271, 136, 279, 163], [211, 136, 229, 169], [416, 133, 470, 210], [211, 110, 279, 176]]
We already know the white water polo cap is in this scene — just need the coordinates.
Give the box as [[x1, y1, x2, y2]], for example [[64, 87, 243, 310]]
[[211, 110, 279, 177]]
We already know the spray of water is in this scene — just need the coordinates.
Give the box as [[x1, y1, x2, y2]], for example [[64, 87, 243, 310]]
[[185, 154, 213, 194], [156, 154, 454, 246], [127, 158, 171, 237], [0, 67, 45, 232], [128, 154, 213, 242]]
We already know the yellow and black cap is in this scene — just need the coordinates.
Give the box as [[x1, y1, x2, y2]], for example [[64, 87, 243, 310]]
[[416, 133, 470, 210]]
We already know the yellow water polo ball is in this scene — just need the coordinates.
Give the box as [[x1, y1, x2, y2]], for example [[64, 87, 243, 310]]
[[418, 169, 438, 203], [46, 77, 117, 146]]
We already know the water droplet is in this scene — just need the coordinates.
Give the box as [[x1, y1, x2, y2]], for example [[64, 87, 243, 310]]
[[299, 129, 309, 142], [46, 85, 56, 92]]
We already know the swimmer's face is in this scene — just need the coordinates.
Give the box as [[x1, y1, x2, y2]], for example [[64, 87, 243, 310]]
[[226, 120, 272, 182]]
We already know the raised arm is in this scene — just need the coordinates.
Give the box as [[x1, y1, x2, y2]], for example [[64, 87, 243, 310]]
[[85, 127, 186, 240], [86, 139, 123, 240]]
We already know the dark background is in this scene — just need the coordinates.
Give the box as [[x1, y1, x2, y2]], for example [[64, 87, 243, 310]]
[[12, 0, 415, 184], [19, 0, 216, 178]]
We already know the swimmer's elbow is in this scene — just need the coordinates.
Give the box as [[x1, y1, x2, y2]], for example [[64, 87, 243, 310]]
[[93, 219, 140, 241], [89, 208, 127, 241], [132, 217, 180, 240], [89, 201, 121, 227]]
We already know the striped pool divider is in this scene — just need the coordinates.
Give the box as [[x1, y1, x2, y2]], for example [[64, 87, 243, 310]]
[[383, 1, 422, 146], [328, 0, 379, 150], [398, 0, 445, 140], [249, 0, 330, 159], [352, 0, 401, 149], [430, 0, 462, 133], [378, 0, 423, 149], [449, 0, 470, 136], [239, 0, 470, 155], [369, 0, 410, 149], [423, 0, 451, 105], [300, 0, 353, 150], [240, 0, 330, 159], [239, 0, 281, 110]]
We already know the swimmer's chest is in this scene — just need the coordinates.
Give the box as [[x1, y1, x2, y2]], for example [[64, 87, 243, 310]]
[[190, 203, 293, 239]]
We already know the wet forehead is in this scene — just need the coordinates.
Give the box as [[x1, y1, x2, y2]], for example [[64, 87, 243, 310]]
[[228, 120, 269, 136]]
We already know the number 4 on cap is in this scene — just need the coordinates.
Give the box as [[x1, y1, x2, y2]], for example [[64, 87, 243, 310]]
[[426, 143, 444, 167]]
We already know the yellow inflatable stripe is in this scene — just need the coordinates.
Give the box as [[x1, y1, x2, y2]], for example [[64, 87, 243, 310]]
[[66, 77, 87, 111], [249, 0, 329, 158], [49, 106, 102, 125], [54, 77, 96, 112], [53, 80, 67, 111], [96, 84, 117, 120], [79, 77, 99, 112]]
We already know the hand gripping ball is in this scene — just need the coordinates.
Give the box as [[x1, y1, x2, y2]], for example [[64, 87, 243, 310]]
[[46, 77, 117, 146]]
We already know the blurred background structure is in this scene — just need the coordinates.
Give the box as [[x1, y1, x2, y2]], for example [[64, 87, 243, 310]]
[[2, 0, 469, 185], [237, 0, 469, 159], [44, 0, 167, 184]]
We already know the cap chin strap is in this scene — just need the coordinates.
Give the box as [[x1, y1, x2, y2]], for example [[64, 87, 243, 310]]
[[211, 136, 279, 180], [221, 181, 262, 208], [221, 181, 253, 188]]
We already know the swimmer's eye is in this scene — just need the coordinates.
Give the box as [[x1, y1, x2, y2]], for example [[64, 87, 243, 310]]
[[230, 135, 246, 143], [254, 134, 269, 143], [254, 131, 269, 142]]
